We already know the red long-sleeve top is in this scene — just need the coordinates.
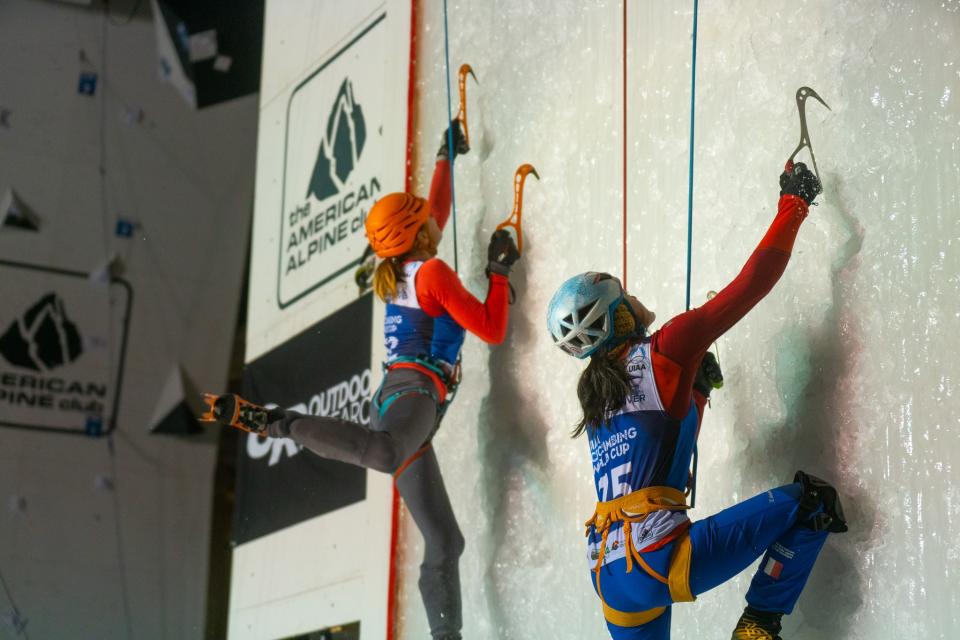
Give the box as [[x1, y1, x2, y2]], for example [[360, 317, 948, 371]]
[[413, 159, 510, 344], [649, 194, 809, 420]]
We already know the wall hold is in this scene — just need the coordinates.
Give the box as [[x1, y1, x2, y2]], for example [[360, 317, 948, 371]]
[[213, 54, 233, 73], [2, 609, 27, 636], [188, 29, 218, 62], [149, 364, 205, 436], [85, 415, 104, 436], [120, 106, 144, 126], [94, 474, 115, 492], [0, 107, 10, 129], [89, 254, 124, 285], [78, 71, 98, 96], [0, 188, 39, 231], [8, 495, 27, 515], [115, 218, 137, 237]]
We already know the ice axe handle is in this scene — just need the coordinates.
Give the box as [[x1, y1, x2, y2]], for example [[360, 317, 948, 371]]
[[495, 163, 540, 255]]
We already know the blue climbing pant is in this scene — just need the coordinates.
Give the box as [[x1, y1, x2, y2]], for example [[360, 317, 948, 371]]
[[594, 483, 829, 640]]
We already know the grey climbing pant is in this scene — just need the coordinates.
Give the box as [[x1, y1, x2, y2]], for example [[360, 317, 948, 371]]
[[268, 368, 464, 640]]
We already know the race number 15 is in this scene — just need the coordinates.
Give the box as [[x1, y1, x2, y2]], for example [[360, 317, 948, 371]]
[[597, 462, 632, 502]]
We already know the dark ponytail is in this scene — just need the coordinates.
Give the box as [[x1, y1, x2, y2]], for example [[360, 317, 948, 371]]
[[573, 349, 631, 438]]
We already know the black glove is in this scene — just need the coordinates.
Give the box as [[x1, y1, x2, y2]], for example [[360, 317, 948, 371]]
[[693, 351, 724, 398], [486, 229, 520, 277], [437, 119, 470, 161], [354, 244, 376, 294], [779, 161, 822, 205]]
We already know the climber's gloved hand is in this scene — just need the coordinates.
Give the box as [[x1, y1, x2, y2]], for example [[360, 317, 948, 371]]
[[354, 244, 376, 294], [437, 119, 470, 161], [779, 161, 822, 205], [693, 351, 724, 398], [485, 229, 520, 277]]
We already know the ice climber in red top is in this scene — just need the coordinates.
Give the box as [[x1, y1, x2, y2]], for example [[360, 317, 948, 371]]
[[546, 162, 848, 640], [211, 121, 518, 640]]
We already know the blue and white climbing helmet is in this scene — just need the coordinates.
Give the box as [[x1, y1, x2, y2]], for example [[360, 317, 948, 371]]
[[546, 272, 624, 359]]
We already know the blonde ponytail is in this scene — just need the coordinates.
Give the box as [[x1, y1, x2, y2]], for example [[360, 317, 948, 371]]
[[373, 258, 405, 301]]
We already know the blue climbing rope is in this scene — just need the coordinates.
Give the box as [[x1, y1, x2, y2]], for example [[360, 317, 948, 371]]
[[685, 0, 699, 313], [441, 0, 460, 273], [687, 0, 700, 509]]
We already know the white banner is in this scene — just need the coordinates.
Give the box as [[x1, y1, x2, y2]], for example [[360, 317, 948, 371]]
[[0, 261, 130, 435], [232, 1, 410, 638], [278, 14, 387, 307], [247, 1, 410, 362]]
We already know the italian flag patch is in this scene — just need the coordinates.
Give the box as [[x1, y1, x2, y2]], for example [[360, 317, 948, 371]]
[[763, 557, 784, 580]]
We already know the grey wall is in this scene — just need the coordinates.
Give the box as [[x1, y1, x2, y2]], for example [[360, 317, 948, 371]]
[[0, 0, 257, 637]]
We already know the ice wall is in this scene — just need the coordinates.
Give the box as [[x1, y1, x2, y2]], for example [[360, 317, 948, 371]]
[[395, 1, 960, 638]]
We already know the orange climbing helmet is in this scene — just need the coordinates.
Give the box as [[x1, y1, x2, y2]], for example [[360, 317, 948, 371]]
[[365, 192, 430, 258]]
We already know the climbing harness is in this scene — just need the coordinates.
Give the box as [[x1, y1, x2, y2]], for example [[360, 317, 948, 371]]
[[375, 355, 461, 479], [376, 355, 460, 414], [586, 486, 695, 626], [455, 64, 478, 147], [786, 86, 830, 178], [495, 163, 540, 255]]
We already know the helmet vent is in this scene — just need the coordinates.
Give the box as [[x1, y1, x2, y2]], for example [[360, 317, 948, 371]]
[[576, 303, 595, 322]]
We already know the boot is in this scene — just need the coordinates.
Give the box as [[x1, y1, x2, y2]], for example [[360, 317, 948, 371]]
[[200, 393, 283, 435], [731, 606, 783, 640]]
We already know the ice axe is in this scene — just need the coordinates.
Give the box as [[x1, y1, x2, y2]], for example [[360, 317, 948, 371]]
[[455, 64, 478, 147], [496, 163, 540, 255], [786, 86, 830, 179]]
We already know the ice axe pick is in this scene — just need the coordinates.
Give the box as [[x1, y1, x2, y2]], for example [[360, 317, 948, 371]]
[[786, 86, 830, 180]]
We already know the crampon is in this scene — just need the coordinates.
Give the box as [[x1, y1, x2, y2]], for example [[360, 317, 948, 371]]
[[200, 393, 272, 435]]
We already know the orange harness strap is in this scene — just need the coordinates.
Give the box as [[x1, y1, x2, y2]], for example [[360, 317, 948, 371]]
[[587, 487, 696, 627], [393, 443, 432, 479]]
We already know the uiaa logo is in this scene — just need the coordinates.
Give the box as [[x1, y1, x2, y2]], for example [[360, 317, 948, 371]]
[[0, 293, 83, 372], [306, 78, 367, 201]]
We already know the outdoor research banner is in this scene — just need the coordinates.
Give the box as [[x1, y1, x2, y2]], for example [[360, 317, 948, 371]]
[[234, 294, 372, 544]]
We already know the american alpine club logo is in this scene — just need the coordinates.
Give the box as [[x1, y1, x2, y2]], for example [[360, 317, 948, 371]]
[[306, 78, 367, 202], [0, 262, 131, 435], [0, 293, 84, 372], [277, 14, 387, 308]]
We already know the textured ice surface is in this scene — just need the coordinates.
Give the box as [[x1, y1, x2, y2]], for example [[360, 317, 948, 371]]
[[395, 1, 960, 638]]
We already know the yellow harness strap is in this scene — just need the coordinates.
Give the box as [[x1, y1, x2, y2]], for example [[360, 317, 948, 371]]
[[587, 486, 695, 626]]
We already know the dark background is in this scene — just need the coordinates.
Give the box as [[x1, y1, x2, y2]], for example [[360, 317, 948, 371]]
[[233, 294, 372, 544]]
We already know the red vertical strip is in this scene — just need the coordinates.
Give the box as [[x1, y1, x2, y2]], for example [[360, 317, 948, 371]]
[[622, 0, 628, 286], [388, 4, 418, 638], [404, 0, 418, 192]]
